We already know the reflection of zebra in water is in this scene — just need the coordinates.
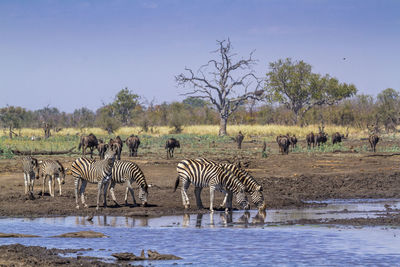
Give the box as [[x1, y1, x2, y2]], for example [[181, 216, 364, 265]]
[[109, 160, 149, 207], [71, 148, 117, 210], [39, 160, 66, 197], [174, 159, 249, 212], [22, 156, 39, 195], [195, 158, 266, 211]]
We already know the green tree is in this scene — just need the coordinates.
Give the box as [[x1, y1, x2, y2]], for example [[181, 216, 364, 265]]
[[112, 87, 140, 125], [167, 102, 187, 133], [376, 88, 400, 132], [265, 58, 357, 125], [72, 107, 96, 129], [96, 105, 121, 134], [0, 106, 26, 138]]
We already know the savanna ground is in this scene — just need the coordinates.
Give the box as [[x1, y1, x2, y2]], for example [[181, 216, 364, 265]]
[[1, 126, 400, 221]]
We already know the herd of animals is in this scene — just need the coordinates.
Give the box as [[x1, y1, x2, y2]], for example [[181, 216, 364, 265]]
[[20, 126, 380, 212]]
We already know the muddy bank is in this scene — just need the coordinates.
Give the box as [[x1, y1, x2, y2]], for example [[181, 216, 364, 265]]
[[0, 151, 400, 217], [0, 244, 135, 267]]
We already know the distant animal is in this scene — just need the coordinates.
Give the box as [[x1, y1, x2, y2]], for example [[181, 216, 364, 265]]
[[30, 136, 42, 141], [39, 160, 66, 197], [165, 138, 180, 159], [97, 139, 109, 160], [369, 134, 380, 152], [195, 158, 266, 211], [71, 147, 117, 210], [21, 156, 39, 195], [109, 136, 123, 160], [332, 132, 344, 145], [174, 159, 249, 212], [109, 160, 149, 207], [78, 133, 99, 158], [287, 134, 297, 150], [316, 126, 328, 147], [236, 131, 244, 149], [126, 135, 140, 157], [276, 135, 290, 155], [306, 132, 315, 149]]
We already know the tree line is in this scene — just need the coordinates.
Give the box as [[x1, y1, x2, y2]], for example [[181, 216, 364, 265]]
[[0, 40, 397, 137]]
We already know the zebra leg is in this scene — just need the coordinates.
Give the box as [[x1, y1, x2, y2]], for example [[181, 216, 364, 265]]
[[209, 186, 216, 212], [109, 181, 120, 206], [96, 181, 102, 210], [80, 180, 88, 208], [225, 191, 234, 212], [58, 177, 62, 196], [42, 175, 46, 196], [180, 179, 191, 209], [125, 181, 136, 206], [24, 173, 28, 195], [102, 180, 109, 208], [48, 176, 54, 197], [74, 178, 80, 209], [51, 175, 56, 197], [220, 193, 229, 209], [29, 174, 35, 195], [194, 187, 204, 209]]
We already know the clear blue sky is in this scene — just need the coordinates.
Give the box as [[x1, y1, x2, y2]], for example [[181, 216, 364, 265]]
[[1, 0, 399, 112]]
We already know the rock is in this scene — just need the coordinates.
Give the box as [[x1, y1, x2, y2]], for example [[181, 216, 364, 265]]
[[52, 231, 107, 238], [111, 252, 144, 261], [0, 233, 40, 238], [147, 250, 182, 260]]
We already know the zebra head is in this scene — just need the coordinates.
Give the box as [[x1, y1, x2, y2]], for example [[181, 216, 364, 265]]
[[139, 185, 148, 206], [236, 189, 250, 210], [251, 185, 266, 211], [56, 160, 66, 184], [104, 145, 117, 160]]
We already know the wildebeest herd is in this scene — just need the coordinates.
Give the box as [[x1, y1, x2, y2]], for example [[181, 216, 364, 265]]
[[21, 127, 380, 212]]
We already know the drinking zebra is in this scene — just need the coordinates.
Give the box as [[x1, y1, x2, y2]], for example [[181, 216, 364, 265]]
[[39, 160, 66, 197], [21, 156, 39, 195], [195, 158, 266, 211], [71, 148, 117, 210], [109, 160, 149, 207], [174, 159, 249, 212]]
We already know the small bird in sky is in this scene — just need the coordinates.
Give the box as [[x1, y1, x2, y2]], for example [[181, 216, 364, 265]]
[[343, 57, 346, 60]]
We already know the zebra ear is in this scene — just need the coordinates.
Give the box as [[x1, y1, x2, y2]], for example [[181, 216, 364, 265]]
[[257, 185, 263, 191]]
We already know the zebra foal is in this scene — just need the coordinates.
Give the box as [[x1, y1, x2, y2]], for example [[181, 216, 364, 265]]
[[195, 158, 266, 211], [21, 156, 39, 195], [109, 160, 149, 207], [71, 148, 117, 210], [174, 159, 249, 212], [39, 160, 66, 197]]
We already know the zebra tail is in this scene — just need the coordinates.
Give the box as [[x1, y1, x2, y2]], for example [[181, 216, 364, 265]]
[[173, 176, 180, 192]]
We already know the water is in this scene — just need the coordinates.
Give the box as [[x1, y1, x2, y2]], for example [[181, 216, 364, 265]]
[[1, 199, 400, 266]]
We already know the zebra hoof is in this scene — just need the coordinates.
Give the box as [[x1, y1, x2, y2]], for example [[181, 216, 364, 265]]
[[76, 205, 80, 210], [96, 206, 99, 210], [83, 204, 88, 208], [184, 204, 190, 209]]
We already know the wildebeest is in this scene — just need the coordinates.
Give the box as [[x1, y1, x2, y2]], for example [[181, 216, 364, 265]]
[[109, 136, 123, 160], [288, 134, 297, 150], [78, 133, 99, 158], [165, 138, 180, 159], [97, 139, 109, 160], [306, 132, 315, 149], [236, 131, 244, 149], [316, 126, 328, 147], [276, 135, 290, 155], [332, 132, 344, 145], [126, 135, 140, 157], [369, 134, 379, 152]]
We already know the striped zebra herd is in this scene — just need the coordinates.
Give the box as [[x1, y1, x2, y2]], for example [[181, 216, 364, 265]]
[[21, 147, 266, 212]]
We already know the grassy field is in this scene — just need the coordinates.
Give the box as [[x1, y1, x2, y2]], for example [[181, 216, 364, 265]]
[[0, 125, 398, 159]]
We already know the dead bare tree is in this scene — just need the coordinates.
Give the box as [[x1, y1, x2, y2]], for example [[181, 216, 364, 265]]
[[176, 39, 264, 136]]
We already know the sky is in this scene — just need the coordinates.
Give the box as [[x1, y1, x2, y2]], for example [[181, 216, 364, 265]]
[[0, 0, 399, 112]]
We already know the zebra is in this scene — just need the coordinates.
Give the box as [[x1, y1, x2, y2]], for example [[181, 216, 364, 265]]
[[195, 158, 266, 211], [21, 156, 39, 195], [174, 159, 249, 212], [39, 160, 66, 197], [109, 160, 149, 207], [71, 147, 117, 210]]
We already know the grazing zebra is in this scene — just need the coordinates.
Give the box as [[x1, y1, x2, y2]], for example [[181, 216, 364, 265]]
[[39, 160, 66, 197], [195, 158, 266, 211], [174, 159, 249, 212], [109, 160, 149, 207], [21, 156, 39, 195], [71, 148, 117, 210]]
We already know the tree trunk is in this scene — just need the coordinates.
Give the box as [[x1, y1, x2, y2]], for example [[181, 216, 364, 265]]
[[219, 116, 228, 136], [9, 126, 12, 139]]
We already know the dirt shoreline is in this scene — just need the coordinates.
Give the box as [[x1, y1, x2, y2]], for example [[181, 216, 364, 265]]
[[1, 146, 400, 224]]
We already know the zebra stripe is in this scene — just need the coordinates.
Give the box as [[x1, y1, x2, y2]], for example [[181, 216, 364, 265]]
[[109, 160, 149, 206], [21, 156, 39, 195], [39, 160, 66, 197], [174, 159, 249, 212], [71, 148, 116, 210], [195, 158, 266, 211]]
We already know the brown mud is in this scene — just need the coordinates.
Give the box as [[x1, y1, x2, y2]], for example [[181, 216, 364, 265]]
[[1, 139, 400, 225]]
